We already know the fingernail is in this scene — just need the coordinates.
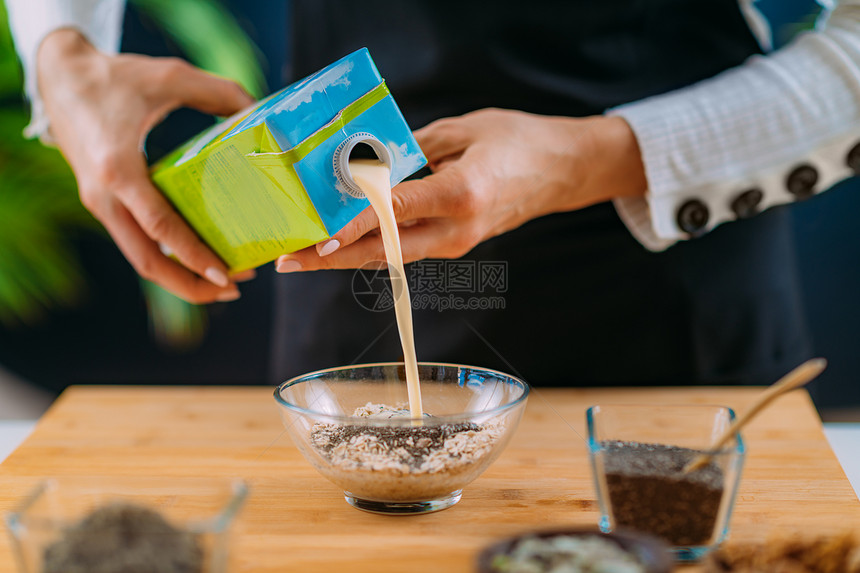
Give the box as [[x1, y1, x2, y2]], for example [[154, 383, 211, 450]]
[[204, 267, 229, 288], [233, 269, 257, 282], [216, 289, 240, 302], [276, 259, 302, 273], [317, 239, 340, 257]]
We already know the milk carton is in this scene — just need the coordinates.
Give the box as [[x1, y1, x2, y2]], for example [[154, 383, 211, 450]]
[[152, 48, 426, 272]]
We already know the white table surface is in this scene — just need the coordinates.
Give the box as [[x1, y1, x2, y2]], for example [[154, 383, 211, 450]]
[[823, 423, 860, 497], [1, 420, 858, 497]]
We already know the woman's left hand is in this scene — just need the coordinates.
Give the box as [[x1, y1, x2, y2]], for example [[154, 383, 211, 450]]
[[275, 108, 647, 273]]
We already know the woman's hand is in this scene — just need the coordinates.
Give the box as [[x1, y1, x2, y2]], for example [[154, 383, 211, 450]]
[[275, 108, 647, 273], [38, 29, 256, 303]]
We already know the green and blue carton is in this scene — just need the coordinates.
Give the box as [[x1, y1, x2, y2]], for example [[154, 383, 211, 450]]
[[152, 48, 427, 272]]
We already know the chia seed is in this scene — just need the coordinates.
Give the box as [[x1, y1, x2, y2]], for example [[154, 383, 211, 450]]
[[307, 403, 503, 501], [312, 423, 480, 470], [601, 440, 725, 547]]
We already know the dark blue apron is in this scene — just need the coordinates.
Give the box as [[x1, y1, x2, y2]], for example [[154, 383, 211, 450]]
[[270, 0, 813, 386], [0, 1, 809, 392]]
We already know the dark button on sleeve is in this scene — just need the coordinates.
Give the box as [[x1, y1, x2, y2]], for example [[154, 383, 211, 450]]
[[786, 164, 818, 200], [846, 142, 860, 175], [676, 199, 709, 236], [730, 188, 763, 219]]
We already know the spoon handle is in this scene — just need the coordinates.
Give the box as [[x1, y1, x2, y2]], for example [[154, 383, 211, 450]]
[[683, 358, 827, 474]]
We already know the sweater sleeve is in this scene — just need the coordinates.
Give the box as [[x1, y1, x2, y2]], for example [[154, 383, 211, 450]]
[[5, 0, 125, 143]]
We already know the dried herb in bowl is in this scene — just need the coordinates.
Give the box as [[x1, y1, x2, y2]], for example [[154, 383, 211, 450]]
[[490, 535, 646, 573], [476, 529, 673, 573]]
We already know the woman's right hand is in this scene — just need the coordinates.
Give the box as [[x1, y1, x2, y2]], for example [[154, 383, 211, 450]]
[[37, 29, 256, 303]]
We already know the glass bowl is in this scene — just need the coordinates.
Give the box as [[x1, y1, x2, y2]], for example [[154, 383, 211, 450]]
[[587, 404, 745, 562], [274, 362, 529, 515], [4, 477, 248, 573]]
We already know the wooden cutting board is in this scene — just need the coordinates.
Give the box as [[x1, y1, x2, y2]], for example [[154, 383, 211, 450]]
[[0, 386, 856, 572]]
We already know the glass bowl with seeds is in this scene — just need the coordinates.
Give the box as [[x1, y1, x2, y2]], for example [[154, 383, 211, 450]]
[[274, 362, 529, 515]]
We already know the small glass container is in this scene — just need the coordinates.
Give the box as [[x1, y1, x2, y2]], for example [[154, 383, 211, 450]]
[[587, 404, 745, 562], [5, 477, 248, 573]]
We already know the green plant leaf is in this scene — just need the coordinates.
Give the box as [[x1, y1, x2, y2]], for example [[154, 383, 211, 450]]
[[130, 0, 267, 98], [0, 109, 93, 326], [141, 280, 208, 351], [0, 1, 23, 98], [0, 0, 264, 349]]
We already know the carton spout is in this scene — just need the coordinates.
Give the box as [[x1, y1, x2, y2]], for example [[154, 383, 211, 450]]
[[336, 134, 392, 198], [349, 141, 382, 161]]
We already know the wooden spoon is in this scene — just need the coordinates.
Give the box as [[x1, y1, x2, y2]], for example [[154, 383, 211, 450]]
[[683, 357, 828, 474]]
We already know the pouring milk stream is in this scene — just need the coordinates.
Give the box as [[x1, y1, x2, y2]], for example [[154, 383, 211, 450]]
[[348, 158, 424, 421]]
